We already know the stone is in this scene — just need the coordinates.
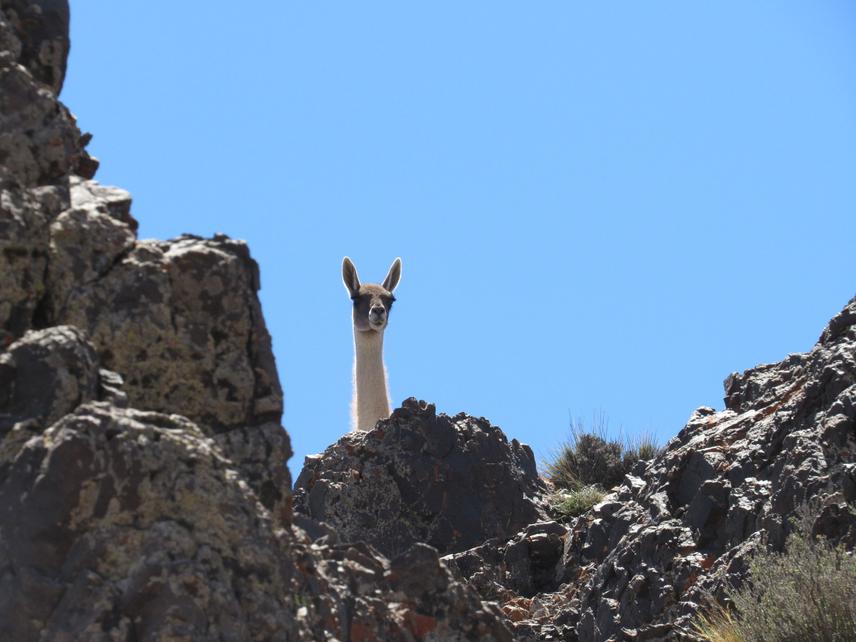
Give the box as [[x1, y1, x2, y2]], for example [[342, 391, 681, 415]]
[[49, 233, 283, 433], [0, 36, 82, 188], [0, 325, 99, 433], [445, 520, 569, 601], [0, 0, 69, 93], [444, 296, 856, 639], [0, 5, 520, 640], [294, 397, 546, 557], [561, 295, 856, 640]]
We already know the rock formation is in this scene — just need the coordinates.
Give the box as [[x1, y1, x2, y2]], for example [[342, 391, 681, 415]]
[[442, 295, 856, 640], [4, 2, 856, 641], [294, 398, 546, 557], [0, 3, 514, 640]]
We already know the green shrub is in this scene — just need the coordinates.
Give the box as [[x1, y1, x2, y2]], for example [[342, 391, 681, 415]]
[[545, 416, 660, 493], [550, 486, 606, 519], [695, 510, 856, 642], [623, 431, 661, 467]]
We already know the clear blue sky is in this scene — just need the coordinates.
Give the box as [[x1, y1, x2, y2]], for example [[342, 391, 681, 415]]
[[64, 2, 856, 482]]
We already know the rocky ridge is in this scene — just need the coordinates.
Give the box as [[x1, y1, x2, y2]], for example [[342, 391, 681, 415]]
[[0, 3, 515, 640], [440, 295, 856, 640], [4, 2, 856, 641], [294, 398, 546, 558]]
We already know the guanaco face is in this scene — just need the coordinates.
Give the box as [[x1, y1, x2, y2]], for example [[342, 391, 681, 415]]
[[342, 257, 402, 333]]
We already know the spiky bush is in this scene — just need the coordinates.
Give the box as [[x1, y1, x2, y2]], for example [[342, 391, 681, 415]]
[[545, 416, 660, 493], [695, 511, 856, 642], [624, 431, 661, 466]]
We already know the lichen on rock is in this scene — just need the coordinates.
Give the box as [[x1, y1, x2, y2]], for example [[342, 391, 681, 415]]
[[0, 3, 518, 640], [294, 397, 547, 557]]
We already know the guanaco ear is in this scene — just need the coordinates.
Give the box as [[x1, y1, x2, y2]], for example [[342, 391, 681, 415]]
[[382, 257, 402, 293], [342, 257, 361, 298]]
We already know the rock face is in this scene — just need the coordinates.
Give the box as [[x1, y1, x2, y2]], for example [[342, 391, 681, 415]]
[[567, 296, 856, 641], [5, 2, 856, 641], [294, 398, 546, 557], [0, 5, 515, 641], [1, 0, 69, 93], [445, 295, 856, 641], [0, 328, 515, 641]]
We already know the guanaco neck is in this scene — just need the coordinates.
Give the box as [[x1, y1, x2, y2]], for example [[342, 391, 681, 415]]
[[353, 328, 390, 431]]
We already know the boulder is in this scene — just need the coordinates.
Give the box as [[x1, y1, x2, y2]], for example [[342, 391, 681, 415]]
[[0, 4, 519, 640], [294, 398, 546, 557]]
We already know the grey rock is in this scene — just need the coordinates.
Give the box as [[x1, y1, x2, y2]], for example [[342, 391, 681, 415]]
[[0, 5, 518, 640], [0, 0, 69, 93], [50, 233, 283, 434], [0, 281, 512, 642], [294, 397, 546, 557], [0, 33, 82, 188], [560, 296, 856, 640], [0, 184, 67, 344], [0, 325, 99, 433], [445, 520, 570, 618], [0, 401, 307, 642], [446, 296, 856, 640]]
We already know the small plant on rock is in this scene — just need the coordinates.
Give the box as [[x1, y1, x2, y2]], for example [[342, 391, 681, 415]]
[[545, 414, 661, 521], [551, 485, 606, 519], [545, 415, 661, 491]]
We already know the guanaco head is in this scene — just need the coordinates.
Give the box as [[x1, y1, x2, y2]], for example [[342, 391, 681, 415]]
[[342, 257, 402, 333]]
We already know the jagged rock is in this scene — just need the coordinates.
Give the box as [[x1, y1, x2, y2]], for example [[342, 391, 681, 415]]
[[0, 184, 67, 344], [556, 296, 856, 640], [0, 0, 69, 93], [211, 422, 292, 519], [49, 230, 283, 433], [0, 325, 98, 433], [441, 298, 856, 640], [446, 521, 569, 601], [0, 293, 513, 642], [0, 401, 307, 642], [44, 177, 136, 296], [0, 15, 81, 189], [294, 397, 546, 557], [0, 6, 80, 345], [0, 397, 510, 641], [69, 174, 137, 230], [0, 325, 123, 428], [0, 5, 521, 640]]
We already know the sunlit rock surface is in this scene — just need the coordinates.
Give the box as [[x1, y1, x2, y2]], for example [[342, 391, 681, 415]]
[[0, 4, 515, 640], [295, 398, 547, 557]]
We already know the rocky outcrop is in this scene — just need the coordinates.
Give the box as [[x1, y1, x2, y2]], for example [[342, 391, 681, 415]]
[[6, 3, 856, 641], [0, 4, 516, 640], [446, 521, 570, 602], [1, 0, 69, 93], [0, 0, 288, 514], [294, 398, 546, 557], [445, 295, 856, 641], [47, 226, 283, 433], [0, 327, 515, 641]]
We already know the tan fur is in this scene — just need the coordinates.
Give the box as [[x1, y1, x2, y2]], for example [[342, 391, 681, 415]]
[[342, 257, 402, 431]]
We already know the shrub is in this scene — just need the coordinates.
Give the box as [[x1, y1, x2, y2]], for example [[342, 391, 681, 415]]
[[623, 431, 661, 467], [694, 510, 856, 642], [545, 416, 660, 493], [551, 486, 606, 519]]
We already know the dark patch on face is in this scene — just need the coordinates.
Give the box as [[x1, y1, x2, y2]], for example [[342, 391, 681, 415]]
[[351, 284, 396, 332]]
